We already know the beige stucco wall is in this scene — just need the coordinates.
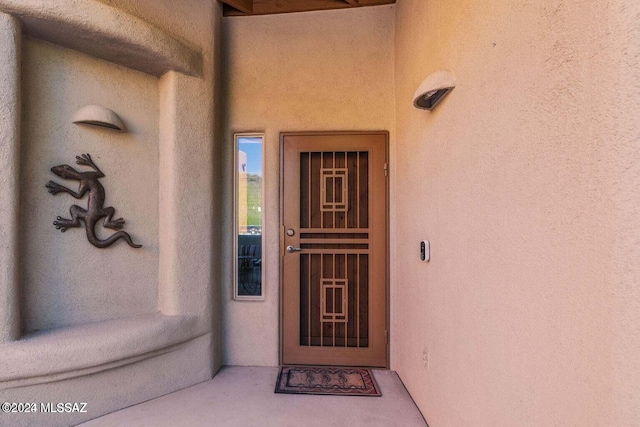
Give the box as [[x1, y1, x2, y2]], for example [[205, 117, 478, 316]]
[[0, 0, 222, 424], [222, 5, 395, 366], [1, 0, 636, 424], [392, 0, 640, 425], [21, 37, 159, 332]]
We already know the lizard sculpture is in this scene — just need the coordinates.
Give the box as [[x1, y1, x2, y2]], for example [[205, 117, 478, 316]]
[[46, 153, 142, 248]]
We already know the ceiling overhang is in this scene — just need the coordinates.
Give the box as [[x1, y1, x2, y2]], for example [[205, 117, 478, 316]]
[[219, 0, 395, 17]]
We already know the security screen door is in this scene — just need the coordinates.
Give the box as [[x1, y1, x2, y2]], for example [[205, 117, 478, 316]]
[[281, 132, 388, 367]]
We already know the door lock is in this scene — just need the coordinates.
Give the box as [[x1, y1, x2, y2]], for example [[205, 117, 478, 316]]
[[286, 245, 303, 253]]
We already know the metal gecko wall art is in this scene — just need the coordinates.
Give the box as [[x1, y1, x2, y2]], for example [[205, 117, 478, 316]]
[[46, 154, 142, 248]]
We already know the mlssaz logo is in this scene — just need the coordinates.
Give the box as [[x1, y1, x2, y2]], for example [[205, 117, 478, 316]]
[[40, 402, 88, 413]]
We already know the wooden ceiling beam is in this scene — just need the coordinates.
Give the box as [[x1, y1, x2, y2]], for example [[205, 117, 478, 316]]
[[220, 0, 253, 15], [357, 0, 394, 5], [242, 0, 351, 16], [222, 0, 395, 17]]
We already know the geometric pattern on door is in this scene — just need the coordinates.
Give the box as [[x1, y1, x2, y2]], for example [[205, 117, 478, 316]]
[[320, 167, 348, 212], [282, 132, 388, 367], [300, 253, 370, 348], [321, 278, 348, 323], [298, 151, 370, 349]]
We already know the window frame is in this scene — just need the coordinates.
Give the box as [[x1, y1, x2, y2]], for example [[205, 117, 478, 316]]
[[233, 132, 265, 301]]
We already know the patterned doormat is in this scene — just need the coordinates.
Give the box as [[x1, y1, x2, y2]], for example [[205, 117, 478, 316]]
[[275, 366, 381, 397]]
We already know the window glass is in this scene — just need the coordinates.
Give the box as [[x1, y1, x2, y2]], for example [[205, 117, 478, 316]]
[[234, 134, 263, 299]]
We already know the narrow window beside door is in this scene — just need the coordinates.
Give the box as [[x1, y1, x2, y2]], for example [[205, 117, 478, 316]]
[[234, 133, 264, 300]]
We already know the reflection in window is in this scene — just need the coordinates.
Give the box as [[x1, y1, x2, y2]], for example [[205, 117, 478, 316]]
[[235, 134, 263, 299]]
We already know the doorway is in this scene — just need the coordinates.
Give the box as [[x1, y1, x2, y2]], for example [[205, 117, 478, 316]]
[[281, 132, 388, 367]]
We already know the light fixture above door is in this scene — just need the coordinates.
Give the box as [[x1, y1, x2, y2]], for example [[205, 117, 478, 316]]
[[413, 70, 456, 111]]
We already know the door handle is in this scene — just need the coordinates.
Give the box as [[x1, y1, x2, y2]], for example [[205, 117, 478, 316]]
[[286, 245, 303, 253]]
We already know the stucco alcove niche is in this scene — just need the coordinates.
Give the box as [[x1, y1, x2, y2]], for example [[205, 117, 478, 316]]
[[0, 1, 220, 425]]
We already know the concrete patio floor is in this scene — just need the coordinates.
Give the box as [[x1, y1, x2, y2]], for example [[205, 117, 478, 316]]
[[81, 366, 427, 427]]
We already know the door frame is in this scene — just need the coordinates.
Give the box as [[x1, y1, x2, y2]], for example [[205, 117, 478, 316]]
[[279, 131, 390, 368]]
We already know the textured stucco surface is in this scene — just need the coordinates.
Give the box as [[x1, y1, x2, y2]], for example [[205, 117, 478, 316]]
[[222, 5, 395, 366], [0, 0, 636, 425], [3, 334, 212, 426], [0, 1, 221, 425], [0, 12, 20, 342], [0, 0, 202, 77], [392, 0, 640, 425], [20, 37, 159, 332], [0, 313, 201, 386]]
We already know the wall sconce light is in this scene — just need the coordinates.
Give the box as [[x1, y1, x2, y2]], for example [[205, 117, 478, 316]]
[[413, 70, 455, 110], [72, 105, 126, 132]]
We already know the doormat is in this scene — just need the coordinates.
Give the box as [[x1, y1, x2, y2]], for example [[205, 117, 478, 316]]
[[275, 366, 381, 397]]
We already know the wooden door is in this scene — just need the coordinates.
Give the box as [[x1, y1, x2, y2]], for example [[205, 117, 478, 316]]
[[281, 132, 388, 367]]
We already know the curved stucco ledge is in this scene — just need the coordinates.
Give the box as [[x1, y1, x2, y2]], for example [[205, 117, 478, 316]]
[[0, 313, 206, 390], [0, 0, 202, 77]]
